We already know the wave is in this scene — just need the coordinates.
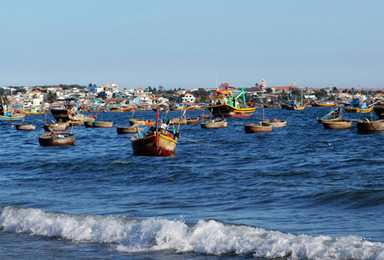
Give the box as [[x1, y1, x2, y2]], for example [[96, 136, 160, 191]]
[[1, 206, 384, 259]]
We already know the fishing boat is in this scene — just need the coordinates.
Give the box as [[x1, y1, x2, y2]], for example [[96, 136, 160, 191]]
[[322, 120, 352, 130], [131, 111, 179, 156], [38, 132, 76, 146], [244, 123, 273, 133], [85, 121, 113, 128], [207, 87, 256, 117], [344, 93, 373, 113], [16, 124, 36, 130], [200, 118, 227, 129], [0, 113, 25, 122], [44, 122, 70, 132], [116, 126, 144, 134], [356, 119, 384, 133], [316, 107, 343, 122], [262, 119, 287, 128]]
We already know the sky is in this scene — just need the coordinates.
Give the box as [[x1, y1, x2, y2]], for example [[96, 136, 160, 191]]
[[1, 0, 384, 90]]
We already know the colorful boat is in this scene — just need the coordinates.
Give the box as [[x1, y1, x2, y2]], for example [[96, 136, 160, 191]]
[[344, 93, 373, 113], [0, 113, 25, 122], [38, 132, 76, 146], [207, 87, 256, 117]]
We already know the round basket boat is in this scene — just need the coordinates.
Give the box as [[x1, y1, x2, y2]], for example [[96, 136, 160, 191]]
[[244, 123, 273, 133], [16, 124, 36, 131], [116, 126, 144, 134], [322, 120, 352, 130], [356, 119, 384, 133]]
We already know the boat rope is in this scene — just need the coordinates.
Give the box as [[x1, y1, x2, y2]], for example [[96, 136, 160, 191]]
[[180, 136, 218, 147]]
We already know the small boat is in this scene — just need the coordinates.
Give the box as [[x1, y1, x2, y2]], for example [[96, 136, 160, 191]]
[[85, 121, 113, 128], [116, 126, 144, 134], [262, 119, 287, 128], [199, 113, 211, 119], [200, 118, 227, 129], [44, 122, 70, 132], [244, 123, 273, 133], [169, 118, 187, 125], [314, 101, 337, 107], [38, 132, 76, 146], [285, 104, 306, 110], [356, 119, 384, 133], [131, 125, 178, 156], [322, 120, 352, 130], [317, 107, 343, 122], [129, 118, 147, 126], [16, 124, 36, 131], [186, 117, 199, 125]]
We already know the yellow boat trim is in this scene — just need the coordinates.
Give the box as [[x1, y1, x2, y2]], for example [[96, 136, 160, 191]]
[[140, 133, 177, 144]]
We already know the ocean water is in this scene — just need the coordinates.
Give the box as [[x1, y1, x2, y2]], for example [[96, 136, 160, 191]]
[[1, 107, 384, 259]]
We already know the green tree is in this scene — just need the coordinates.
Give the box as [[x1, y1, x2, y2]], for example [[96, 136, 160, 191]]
[[46, 91, 57, 103]]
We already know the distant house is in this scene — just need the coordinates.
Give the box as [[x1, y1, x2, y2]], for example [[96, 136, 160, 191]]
[[181, 93, 196, 104]]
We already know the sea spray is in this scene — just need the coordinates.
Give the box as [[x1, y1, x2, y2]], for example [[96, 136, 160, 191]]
[[1, 206, 384, 259]]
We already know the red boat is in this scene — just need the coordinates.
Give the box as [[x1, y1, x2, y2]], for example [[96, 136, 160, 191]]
[[131, 131, 177, 156], [130, 111, 179, 156]]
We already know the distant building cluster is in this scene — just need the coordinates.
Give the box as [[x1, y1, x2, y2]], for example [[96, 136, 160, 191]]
[[1, 79, 383, 112]]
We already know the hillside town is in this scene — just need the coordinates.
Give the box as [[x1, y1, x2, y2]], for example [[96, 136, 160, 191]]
[[1, 80, 384, 113]]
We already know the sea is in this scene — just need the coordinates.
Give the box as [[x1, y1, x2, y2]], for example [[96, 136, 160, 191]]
[[1, 107, 384, 260]]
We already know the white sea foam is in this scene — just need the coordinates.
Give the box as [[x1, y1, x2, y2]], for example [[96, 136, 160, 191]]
[[1, 206, 384, 259]]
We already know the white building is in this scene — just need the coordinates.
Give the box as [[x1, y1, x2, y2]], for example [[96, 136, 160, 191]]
[[181, 93, 196, 104]]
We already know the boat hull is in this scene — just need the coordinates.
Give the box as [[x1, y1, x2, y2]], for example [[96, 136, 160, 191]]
[[244, 124, 273, 133], [200, 120, 227, 129], [44, 122, 70, 132], [16, 124, 36, 130], [131, 133, 177, 156], [357, 120, 384, 133], [262, 119, 287, 128], [85, 121, 113, 128], [38, 133, 76, 146], [207, 104, 255, 118], [117, 126, 144, 134], [322, 120, 352, 130], [0, 114, 25, 122], [344, 105, 374, 113]]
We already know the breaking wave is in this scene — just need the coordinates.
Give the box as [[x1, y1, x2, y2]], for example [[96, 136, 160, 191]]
[[1, 206, 384, 259]]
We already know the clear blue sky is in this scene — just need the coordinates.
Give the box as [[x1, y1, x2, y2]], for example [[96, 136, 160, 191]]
[[1, 0, 383, 89]]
